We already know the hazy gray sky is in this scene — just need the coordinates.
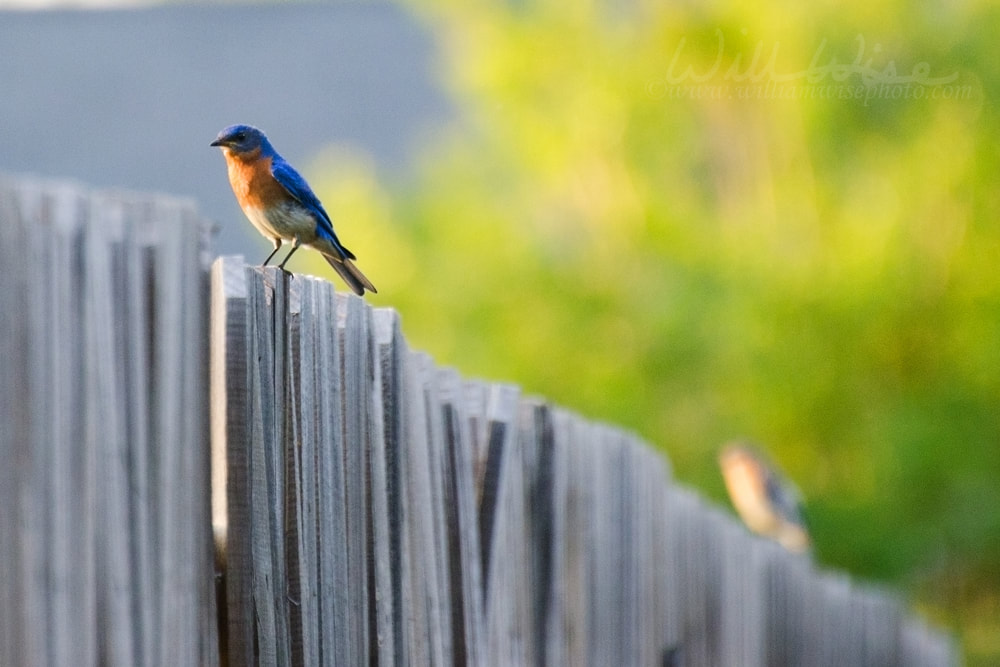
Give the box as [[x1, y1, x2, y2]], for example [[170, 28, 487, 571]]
[[0, 4, 452, 261]]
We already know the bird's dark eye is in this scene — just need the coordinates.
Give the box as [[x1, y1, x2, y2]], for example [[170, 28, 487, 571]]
[[235, 132, 246, 142]]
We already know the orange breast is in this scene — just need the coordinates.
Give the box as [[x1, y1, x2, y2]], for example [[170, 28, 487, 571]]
[[722, 458, 778, 534], [225, 149, 289, 211]]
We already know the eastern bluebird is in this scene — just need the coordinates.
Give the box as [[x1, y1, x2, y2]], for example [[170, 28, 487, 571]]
[[718, 442, 811, 553], [211, 124, 376, 295]]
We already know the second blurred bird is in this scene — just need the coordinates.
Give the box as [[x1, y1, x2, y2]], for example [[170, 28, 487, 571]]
[[718, 441, 811, 553]]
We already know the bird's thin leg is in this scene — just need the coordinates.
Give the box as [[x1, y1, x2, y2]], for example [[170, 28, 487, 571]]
[[277, 238, 301, 271], [261, 239, 282, 267]]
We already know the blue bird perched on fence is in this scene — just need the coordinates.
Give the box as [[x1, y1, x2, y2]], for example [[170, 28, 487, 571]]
[[718, 441, 811, 553], [211, 124, 376, 296]]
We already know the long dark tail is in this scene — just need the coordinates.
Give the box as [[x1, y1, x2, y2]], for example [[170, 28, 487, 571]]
[[324, 254, 377, 296]]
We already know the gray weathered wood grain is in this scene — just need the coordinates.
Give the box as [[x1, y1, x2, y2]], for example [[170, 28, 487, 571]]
[[0, 177, 215, 667], [338, 293, 372, 665]]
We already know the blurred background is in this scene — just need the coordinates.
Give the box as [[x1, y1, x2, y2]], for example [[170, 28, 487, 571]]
[[2, 0, 996, 662]]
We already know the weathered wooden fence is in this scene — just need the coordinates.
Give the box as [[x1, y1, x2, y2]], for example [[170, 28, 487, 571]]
[[1, 177, 958, 666], [0, 176, 216, 666]]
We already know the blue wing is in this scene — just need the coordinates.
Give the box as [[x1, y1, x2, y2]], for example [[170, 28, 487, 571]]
[[764, 471, 807, 530], [270, 157, 356, 260]]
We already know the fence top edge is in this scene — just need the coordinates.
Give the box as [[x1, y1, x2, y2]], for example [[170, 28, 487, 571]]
[[1, 172, 204, 211]]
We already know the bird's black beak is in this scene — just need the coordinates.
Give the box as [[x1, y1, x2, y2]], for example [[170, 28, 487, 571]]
[[210, 138, 228, 147]]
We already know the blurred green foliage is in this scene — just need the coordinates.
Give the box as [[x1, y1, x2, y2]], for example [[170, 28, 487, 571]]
[[305, 0, 999, 659]]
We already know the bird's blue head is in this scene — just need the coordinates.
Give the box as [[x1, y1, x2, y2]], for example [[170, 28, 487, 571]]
[[210, 124, 273, 156]]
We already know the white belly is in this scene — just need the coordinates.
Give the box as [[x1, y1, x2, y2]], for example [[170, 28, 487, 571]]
[[243, 204, 318, 243]]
